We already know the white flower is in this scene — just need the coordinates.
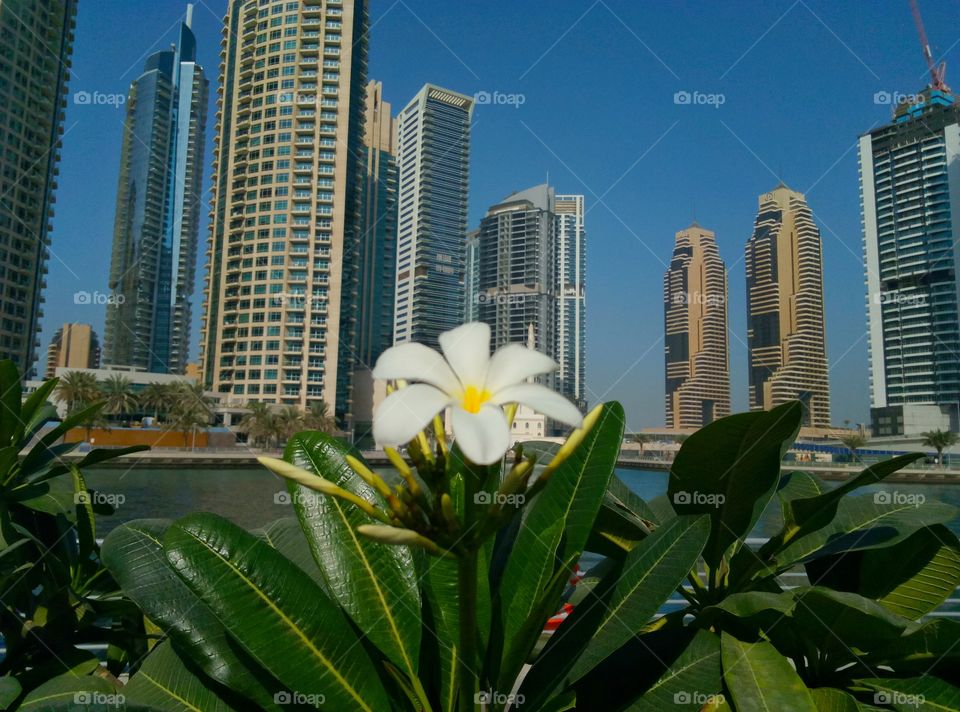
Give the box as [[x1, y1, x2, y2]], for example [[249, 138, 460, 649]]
[[372, 322, 584, 465]]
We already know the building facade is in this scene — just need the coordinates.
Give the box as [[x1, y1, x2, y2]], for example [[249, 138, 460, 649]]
[[392, 84, 474, 348], [104, 6, 208, 374], [0, 0, 77, 375], [201, 0, 368, 425], [745, 185, 831, 428], [860, 88, 960, 435], [554, 194, 586, 410], [663, 224, 730, 428], [45, 323, 99, 378]]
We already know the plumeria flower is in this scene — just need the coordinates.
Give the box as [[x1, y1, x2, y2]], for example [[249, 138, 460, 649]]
[[373, 322, 583, 465]]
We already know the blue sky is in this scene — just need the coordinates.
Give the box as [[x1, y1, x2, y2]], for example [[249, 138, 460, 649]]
[[42, 0, 958, 429]]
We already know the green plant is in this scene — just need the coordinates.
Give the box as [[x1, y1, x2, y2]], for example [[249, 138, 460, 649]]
[[922, 428, 958, 467], [0, 361, 147, 708]]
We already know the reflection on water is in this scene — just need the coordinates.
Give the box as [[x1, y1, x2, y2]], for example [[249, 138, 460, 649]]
[[87, 467, 960, 537]]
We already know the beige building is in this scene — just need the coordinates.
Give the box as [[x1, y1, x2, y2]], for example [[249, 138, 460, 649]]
[[0, 1, 76, 374], [664, 224, 730, 428], [745, 185, 831, 428], [45, 323, 99, 379], [200, 0, 368, 425]]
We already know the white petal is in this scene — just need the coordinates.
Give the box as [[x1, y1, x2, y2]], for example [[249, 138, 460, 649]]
[[372, 343, 461, 395], [373, 384, 451, 446], [492, 383, 584, 427], [484, 344, 558, 393], [451, 405, 510, 465], [439, 322, 491, 389]]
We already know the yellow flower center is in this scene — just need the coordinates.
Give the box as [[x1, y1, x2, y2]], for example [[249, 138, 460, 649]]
[[462, 385, 492, 414]]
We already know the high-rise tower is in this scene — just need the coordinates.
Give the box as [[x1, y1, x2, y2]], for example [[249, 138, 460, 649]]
[[104, 5, 208, 374], [555, 194, 586, 410], [860, 89, 960, 435], [0, 0, 77, 374], [664, 224, 730, 428], [392, 84, 474, 348], [201, 0, 368, 424], [745, 185, 831, 428], [45, 323, 100, 379]]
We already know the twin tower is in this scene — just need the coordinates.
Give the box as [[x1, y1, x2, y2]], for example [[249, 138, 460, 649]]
[[664, 184, 830, 430]]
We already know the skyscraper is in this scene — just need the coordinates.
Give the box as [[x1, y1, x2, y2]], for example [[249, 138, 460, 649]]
[[392, 84, 474, 348], [104, 5, 208, 374], [555, 194, 587, 410], [464, 228, 480, 323], [45, 323, 100, 379], [201, 0, 368, 424], [477, 184, 556, 357], [860, 88, 960, 435], [664, 224, 729, 428], [745, 185, 830, 428], [0, 0, 76, 375]]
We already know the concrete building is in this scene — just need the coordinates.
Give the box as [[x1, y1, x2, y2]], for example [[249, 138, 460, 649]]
[[860, 87, 960, 436], [0, 0, 76, 375], [201, 0, 369, 426], [664, 224, 730, 428], [464, 229, 480, 323], [745, 185, 831, 428], [554, 194, 587, 410], [392, 84, 474, 348], [104, 5, 208, 375], [45, 323, 100, 378]]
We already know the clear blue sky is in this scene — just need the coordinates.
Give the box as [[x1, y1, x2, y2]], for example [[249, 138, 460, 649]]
[[42, 0, 957, 429]]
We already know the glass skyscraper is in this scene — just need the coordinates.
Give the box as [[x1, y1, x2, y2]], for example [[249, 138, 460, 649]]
[[104, 6, 208, 374], [860, 88, 960, 435], [0, 0, 76, 375], [392, 84, 474, 348], [555, 194, 587, 410]]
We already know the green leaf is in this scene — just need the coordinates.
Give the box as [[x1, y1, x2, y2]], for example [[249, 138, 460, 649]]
[[0, 677, 20, 710], [164, 512, 388, 711], [0, 360, 20, 447], [721, 634, 818, 711], [499, 402, 624, 677], [258, 516, 329, 591], [626, 630, 722, 711], [570, 515, 710, 682], [808, 688, 862, 712], [283, 432, 422, 686], [587, 479, 655, 557], [704, 590, 793, 619], [858, 525, 960, 619], [858, 676, 960, 711], [668, 402, 802, 569], [868, 619, 960, 674], [123, 640, 239, 711], [101, 519, 284, 711], [791, 587, 910, 655], [18, 673, 118, 710]]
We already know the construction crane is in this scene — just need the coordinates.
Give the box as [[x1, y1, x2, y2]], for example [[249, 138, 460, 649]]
[[909, 0, 948, 91]]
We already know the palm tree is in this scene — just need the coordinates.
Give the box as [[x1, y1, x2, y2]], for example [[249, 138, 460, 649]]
[[101, 375, 137, 423], [164, 382, 213, 448], [838, 432, 869, 462], [921, 429, 958, 467], [54, 371, 101, 415], [275, 406, 305, 444], [240, 401, 275, 448], [140, 382, 174, 421], [303, 400, 335, 433], [627, 432, 651, 454]]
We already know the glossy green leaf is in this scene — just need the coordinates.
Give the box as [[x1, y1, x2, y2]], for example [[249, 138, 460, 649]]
[[791, 587, 910, 655], [18, 673, 118, 711], [0, 676, 20, 710], [669, 401, 801, 568], [499, 402, 624, 676], [258, 516, 329, 591], [164, 512, 388, 711], [868, 619, 960, 674], [721, 634, 817, 711], [858, 525, 960, 619], [808, 688, 861, 712], [570, 515, 710, 681], [283, 432, 422, 684], [626, 630, 722, 711], [123, 640, 239, 711], [858, 676, 960, 711], [101, 519, 283, 711]]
